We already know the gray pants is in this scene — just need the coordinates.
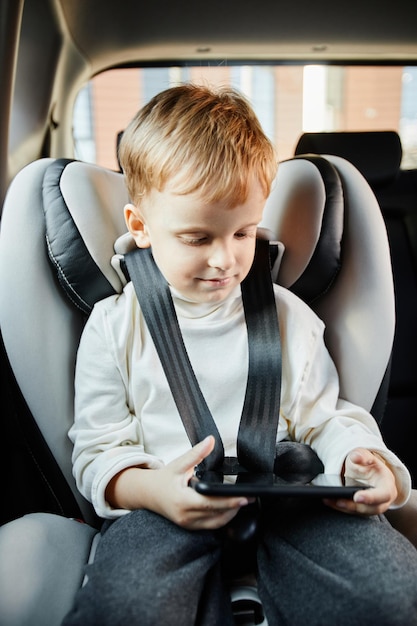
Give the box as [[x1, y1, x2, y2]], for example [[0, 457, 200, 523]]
[[62, 499, 417, 626]]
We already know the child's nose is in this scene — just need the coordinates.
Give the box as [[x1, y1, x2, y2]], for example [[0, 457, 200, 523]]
[[208, 241, 235, 270]]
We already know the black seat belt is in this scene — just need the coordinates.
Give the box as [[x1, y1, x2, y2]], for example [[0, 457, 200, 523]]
[[238, 240, 282, 472], [124, 239, 281, 473]]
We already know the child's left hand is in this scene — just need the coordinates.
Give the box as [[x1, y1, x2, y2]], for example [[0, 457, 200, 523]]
[[323, 448, 398, 516]]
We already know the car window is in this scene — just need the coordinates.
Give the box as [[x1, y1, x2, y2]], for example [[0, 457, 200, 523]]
[[73, 65, 417, 171]]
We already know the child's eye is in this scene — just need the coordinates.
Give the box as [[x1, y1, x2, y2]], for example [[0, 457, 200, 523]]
[[181, 236, 207, 246]]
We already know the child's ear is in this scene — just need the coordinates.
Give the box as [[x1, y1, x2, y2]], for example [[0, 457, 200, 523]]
[[124, 203, 151, 248]]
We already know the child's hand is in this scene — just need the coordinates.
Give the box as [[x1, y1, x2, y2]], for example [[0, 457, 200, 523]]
[[143, 436, 254, 529], [108, 435, 252, 530], [323, 448, 398, 516]]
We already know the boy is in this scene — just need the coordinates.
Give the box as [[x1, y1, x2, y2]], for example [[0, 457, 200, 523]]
[[63, 85, 417, 625]]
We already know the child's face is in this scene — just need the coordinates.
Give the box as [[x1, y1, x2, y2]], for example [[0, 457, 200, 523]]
[[125, 179, 266, 304]]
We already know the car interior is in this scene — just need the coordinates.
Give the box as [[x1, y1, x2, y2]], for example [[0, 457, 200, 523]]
[[1, 1, 417, 624]]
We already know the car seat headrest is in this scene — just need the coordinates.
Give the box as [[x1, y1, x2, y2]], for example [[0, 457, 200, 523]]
[[43, 159, 129, 314], [44, 156, 343, 314], [294, 131, 402, 189], [260, 155, 344, 305]]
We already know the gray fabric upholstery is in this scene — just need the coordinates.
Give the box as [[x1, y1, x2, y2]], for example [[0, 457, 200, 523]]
[[0, 514, 97, 626]]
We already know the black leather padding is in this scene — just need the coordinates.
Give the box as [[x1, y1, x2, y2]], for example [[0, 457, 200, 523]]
[[295, 131, 402, 189], [289, 155, 344, 305], [43, 159, 117, 314]]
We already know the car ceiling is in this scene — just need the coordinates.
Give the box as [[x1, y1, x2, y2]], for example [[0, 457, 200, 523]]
[[58, 0, 417, 67]]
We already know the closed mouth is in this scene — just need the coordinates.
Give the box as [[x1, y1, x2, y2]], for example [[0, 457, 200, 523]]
[[198, 276, 233, 287]]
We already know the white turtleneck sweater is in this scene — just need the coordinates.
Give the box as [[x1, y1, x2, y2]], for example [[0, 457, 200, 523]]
[[70, 281, 410, 519]]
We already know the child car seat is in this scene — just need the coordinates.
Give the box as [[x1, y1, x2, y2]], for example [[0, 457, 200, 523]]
[[0, 154, 396, 625]]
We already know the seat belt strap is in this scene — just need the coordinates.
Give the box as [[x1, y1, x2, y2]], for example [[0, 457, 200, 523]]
[[239, 239, 282, 472], [124, 239, 281, 472], [124, 246, 224, 470]]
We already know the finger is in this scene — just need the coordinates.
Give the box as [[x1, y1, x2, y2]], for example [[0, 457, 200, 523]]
[[192, 494, 252, 512], [324, 489, 390, 516], [350, 500, 388, 516], [169, 436, 215, 476], [346, 454, 385, 488], [353, 484, 395, 509], [323, 497, 376, 516], [187, 507, 241, 531], [346, 447, 376, 469], [323, 498, 357, 514]]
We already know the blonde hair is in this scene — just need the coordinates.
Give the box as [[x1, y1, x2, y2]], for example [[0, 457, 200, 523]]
[[118, 84, 277, 207]]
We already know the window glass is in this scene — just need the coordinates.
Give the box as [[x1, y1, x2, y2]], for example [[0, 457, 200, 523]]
[[73, 65, 417, 171]]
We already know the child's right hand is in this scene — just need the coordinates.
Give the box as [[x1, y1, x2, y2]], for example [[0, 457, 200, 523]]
[[106, 436, 252, 530]]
